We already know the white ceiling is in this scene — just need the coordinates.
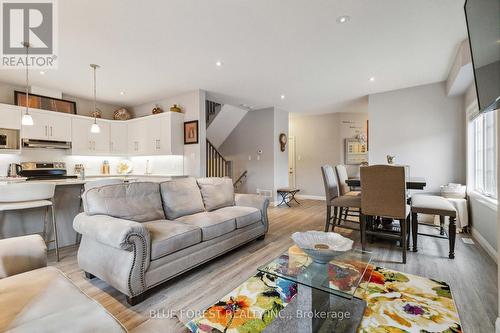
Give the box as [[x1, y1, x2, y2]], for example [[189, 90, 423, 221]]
[[0, 0, 468, 113]]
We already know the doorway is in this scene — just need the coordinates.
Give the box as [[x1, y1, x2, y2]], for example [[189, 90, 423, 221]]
[[288, 136, 296, 188]]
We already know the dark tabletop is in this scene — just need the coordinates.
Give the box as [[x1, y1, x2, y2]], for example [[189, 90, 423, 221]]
[[346, 177, 426, 190]]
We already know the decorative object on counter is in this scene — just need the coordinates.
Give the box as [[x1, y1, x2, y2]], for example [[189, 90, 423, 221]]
[[113, 108, 132, 120], [386, 155, 395, 164], [184, 120, 199, 144], [101, 160, 110, 175], [170, 104, 182, 113], [89, 64, 101, 133], [279, 132, 287, 152], [152, 105, 163, 114], [74, 164, 85, 179], [117, 160, 133, 174], [291, 231, 353, 264], [145, 159, 152, 175]]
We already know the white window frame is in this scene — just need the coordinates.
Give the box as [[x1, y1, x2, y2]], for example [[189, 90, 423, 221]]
[[471, 111, 497, 199]]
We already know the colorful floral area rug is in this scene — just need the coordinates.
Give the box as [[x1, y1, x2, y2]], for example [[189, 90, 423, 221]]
[[186, 252, 462, 333]]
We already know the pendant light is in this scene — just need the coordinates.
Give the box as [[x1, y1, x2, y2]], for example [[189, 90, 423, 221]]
[[21, 42, 34, 126], [90, 64, 100, 133]]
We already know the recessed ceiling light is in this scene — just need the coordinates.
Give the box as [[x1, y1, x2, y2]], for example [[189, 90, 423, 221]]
[[120, 91, 125, 95], [39, 71, 45, 75], [215, 61, 223, 67], [369, 77, 375, 82], [337, 15, 350, 24], [280, 95, 285, 100]]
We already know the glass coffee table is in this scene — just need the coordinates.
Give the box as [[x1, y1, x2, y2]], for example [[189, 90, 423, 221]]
[[257, 245, 373, 333]]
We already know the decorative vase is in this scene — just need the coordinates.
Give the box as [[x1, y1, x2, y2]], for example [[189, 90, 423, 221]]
[[152, 105, 163, 114], [113, 108, 132, 120], [170, 104, 182, 113], [90, 110, 102, 118]]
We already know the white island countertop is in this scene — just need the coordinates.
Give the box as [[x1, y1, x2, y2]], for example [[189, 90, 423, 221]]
[[0, 174, 186, 185]]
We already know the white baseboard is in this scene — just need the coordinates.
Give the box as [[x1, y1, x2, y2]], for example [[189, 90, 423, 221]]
[[471, 228, 498, 263], [295, 194, 326, 201], [496, 317, 500, 333]]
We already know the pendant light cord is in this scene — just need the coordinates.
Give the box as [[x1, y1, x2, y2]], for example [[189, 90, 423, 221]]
[[93, 65, 97, 124], [25, 42, 29, 115]]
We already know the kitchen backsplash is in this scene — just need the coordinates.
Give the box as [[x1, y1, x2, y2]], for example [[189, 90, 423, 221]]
[[0, 149, 184, 176]]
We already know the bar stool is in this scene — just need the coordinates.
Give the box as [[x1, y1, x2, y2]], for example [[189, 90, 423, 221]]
[[0, 183, 59, 261], [75, 178, 125, 244]]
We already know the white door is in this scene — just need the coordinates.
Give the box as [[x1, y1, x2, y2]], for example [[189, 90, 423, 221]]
[[110, 122, 128, 155], [71, 118, 92, 154], [46, 113, 71, 141], [288, 136, 296, 188], [22, 110, 50, 140], [90, 120, 110, 154]]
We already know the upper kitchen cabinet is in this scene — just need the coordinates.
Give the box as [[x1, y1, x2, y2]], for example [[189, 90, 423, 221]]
[[22, 109, 72, 142], [0, 104, 22, 129], [128, 112, 184, 156], [110, 122, 128, 155], [72, 117, 110, 155]]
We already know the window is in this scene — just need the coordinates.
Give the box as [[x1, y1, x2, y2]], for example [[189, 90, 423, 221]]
[[472, 111, 497, 198]]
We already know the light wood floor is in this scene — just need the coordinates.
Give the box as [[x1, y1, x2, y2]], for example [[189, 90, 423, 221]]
[[50, 200, 497, 333]]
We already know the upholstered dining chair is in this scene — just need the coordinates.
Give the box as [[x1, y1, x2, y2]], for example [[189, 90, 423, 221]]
[[321, 165, 361, 233], [335, 164, 361, 225], [360, 165, 410, 263]]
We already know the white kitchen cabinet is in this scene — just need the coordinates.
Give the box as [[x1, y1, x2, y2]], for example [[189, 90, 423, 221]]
[[110, 122, 128, 155], [22, 109, 71, 142], [0, 104, 22, 129], [71, 117, 110, 155], [128, 112, 184, 156], [127, 118, 148, 155]]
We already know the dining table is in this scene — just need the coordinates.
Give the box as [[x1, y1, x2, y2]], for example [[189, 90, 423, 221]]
[[345, 177, 427, 190]]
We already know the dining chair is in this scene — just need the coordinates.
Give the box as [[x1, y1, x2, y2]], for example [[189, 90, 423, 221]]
[[335, 164, 361, 225], [321, 165, 361, 233], [0, 182, 59, 261], [360, 165, 410, 264]]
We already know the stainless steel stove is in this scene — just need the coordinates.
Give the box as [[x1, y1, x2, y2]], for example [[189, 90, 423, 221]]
[[19, 162, 78, 181]]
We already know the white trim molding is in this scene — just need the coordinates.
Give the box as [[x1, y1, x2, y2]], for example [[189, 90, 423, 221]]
[[496, 317, 500, 333], [295, 194, 326, 201], [471, 228, 498, 263]]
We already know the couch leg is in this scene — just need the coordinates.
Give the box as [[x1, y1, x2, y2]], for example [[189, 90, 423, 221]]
[[126, 294, 145, 306], [84, 271, 95, 279], [257, 234, 266, 241]]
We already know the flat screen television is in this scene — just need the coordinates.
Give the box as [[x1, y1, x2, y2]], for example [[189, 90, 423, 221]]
[[464, 0, 500, 113]]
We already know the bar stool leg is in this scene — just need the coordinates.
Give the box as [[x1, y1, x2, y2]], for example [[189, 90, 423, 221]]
[[51, 204, 60, 262], [360, 213, 366, 251], [449, 216, 456, 259], [439, 215, 445, 235], [411, 212, 418, 252], [43, 206, 49, 242], [325, 205, 332, 232]]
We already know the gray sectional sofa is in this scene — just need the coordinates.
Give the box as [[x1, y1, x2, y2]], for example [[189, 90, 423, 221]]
[[73, 177, 269, 305]]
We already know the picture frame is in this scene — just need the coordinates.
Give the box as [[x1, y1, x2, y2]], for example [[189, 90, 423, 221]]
[[184, 120, 199, 144], [14, 90, 77, 115]]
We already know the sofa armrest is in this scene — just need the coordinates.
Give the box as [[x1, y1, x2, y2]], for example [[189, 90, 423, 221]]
[[0, 235, 47, 278], [74, 213, 150, 251], [235, 194, 270, 231]]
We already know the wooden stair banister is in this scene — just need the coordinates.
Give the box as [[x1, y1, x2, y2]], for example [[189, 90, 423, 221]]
[[233, 170, 248, 188], [206, 139, 230, 177]]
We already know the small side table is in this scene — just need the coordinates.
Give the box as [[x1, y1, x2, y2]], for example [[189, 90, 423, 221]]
[[277, 188, 300, 207]]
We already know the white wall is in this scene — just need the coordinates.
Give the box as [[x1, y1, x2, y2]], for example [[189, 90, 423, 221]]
[[206, 104, 247, 149], [131, 90, 206, 177], [289, 112, 368, 197], [368, 82, 465, 193], [219, 107, 288, 203]]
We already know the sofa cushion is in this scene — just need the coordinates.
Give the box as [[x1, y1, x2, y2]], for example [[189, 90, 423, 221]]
[[83, 182, 165, 222], [143, 220, 202, 260], [0, 266, 125, 333], [196, 177, 234, 211], [214, 206, 262, 229], [175, 212, 236, 241], [160, 177, 205, 220]]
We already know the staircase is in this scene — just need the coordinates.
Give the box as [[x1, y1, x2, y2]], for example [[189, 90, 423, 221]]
[[206, 139, 231, 177], [206, 100, 222, 128]]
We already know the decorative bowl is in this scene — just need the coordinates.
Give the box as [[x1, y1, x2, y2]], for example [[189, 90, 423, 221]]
[[117, 160, 133, 174], [291, 231, 353, 264], [113, 108, 132, 120]]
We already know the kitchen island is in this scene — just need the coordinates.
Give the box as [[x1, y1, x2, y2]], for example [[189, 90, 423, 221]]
[[0, 174, 184, 256]]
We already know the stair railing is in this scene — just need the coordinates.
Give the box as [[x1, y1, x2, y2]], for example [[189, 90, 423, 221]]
[[233, 170, 248, 189], [206, 139, 229, 177]]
